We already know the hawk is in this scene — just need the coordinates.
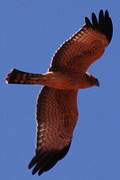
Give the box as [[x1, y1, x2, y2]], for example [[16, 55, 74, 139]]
[[6, 10, 113, 176]]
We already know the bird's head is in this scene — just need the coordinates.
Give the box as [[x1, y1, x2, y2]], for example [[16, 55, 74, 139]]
[[86, 72, 100, 87]]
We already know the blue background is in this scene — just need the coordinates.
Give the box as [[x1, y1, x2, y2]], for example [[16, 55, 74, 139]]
[[1, 0, 120, 179]]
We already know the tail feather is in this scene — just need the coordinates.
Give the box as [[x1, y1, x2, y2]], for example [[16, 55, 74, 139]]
[[6, 68, 43, 84]]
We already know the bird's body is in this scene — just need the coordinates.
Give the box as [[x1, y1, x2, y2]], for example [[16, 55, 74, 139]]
[[7, 69, 99, 89], [6, 10, 113, 176]]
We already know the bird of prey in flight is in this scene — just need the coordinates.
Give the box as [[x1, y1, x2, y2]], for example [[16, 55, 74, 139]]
[[6, 9, 113, 176]]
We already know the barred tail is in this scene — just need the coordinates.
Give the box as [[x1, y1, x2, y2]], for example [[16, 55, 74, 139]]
[[6, 68, 44, 85]]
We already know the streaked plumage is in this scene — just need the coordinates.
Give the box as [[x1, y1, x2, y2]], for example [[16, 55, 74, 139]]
[[6, 10, 113, 176]]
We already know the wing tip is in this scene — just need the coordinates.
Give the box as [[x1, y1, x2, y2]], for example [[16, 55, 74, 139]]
[[28, 143, 71, 176], [85, 9, 113, 43], [85, 17, 91, 26]]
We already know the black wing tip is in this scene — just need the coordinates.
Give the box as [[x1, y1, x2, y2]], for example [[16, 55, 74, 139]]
[[85, 17, 92, 26], [85, 9, 113, 43], [28, 143, 71, 176]]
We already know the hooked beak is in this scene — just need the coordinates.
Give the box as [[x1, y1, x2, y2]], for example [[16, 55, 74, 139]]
[[96, 79, 100, 87]]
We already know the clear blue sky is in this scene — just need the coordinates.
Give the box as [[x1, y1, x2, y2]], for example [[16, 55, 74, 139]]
[[0, 0, 120, 179]]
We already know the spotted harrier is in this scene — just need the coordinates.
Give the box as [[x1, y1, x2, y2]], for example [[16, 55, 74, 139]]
[[6, 10, 113, 176]]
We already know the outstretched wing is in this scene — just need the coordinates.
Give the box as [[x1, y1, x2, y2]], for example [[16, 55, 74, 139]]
[[28, 86, 78, 176], [49, 10, 113, 73]]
